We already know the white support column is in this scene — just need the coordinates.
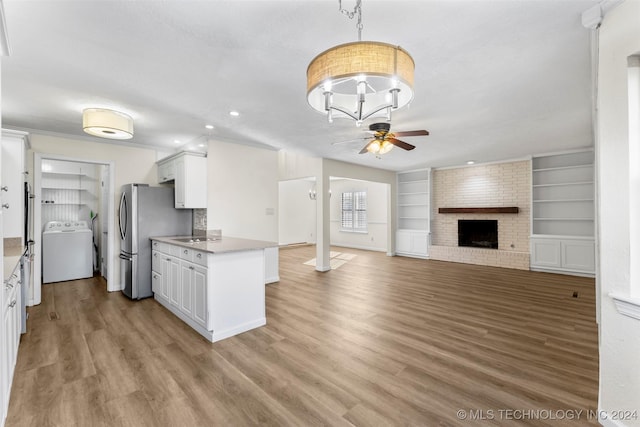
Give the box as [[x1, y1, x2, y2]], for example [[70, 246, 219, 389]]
[[315, 162, 331, 272]]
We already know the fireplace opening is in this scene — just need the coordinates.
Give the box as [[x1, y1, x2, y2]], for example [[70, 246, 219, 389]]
[[458, 220, 498, 249]]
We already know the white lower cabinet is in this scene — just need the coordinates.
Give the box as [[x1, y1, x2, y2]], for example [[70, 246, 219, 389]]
[[530, 236, 595, 275], [150, 239, 268, 343], [396, 230, 429, 258], [2, 270, 21, 426], [152, 247, 207, 328]]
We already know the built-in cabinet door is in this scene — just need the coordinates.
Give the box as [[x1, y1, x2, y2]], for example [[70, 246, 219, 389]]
[[193, 265, 207, 328], [179, 260, 206, 326], [160, 256, 171, 301], [396, 231, 412, 254], [174, 157, 185, 208], [180, 261, 194, 317], [169, 257, 180, 307], [531, 239, 562, 268], [561, 240, 596, 272], [396, 230, 429, 258], [157, 161, 175, 183], [2, 284, 19, 421]]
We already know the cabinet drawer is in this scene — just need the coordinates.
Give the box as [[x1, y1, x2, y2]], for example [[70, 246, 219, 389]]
[[176, 246, 193, 262], [151, 271, 161, 294], [152, 240, 170, 254], [192, 250, 207, 266], [152, 250, 161, 271]]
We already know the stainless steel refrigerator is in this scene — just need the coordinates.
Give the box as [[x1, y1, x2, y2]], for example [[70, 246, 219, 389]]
[[118, 184, 192, 299]]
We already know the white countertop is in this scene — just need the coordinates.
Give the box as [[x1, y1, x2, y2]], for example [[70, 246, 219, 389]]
[[150, 235, 278, 254]]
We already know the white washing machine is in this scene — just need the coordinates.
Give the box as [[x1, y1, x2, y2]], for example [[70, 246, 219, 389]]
[[42, 220, 93, 283]]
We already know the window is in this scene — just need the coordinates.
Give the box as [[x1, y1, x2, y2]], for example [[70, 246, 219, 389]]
[[341, 191, 367, 232]]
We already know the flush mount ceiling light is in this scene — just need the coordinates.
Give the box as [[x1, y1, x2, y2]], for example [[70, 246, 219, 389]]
[[307, 0, 415, 126], [82, 108, 133, 140]]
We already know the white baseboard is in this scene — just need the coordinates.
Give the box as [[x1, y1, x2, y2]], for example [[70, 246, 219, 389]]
[[265, 275, 280, 284], [331, 243, 387, 253], [530, 266, 595, 278]]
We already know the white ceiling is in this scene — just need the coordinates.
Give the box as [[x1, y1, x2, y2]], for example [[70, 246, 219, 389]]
[[1, 0, 597, 171]]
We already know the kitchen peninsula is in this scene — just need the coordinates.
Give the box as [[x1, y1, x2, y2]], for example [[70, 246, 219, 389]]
[[150, 235, 277, 342]]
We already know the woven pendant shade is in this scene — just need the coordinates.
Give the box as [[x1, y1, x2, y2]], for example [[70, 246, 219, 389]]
[[306, 41, 415, 122], [307, 41, 414, 93]]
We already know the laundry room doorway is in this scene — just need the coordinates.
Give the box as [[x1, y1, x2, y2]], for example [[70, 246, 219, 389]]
[[32, 153, 115, 306]]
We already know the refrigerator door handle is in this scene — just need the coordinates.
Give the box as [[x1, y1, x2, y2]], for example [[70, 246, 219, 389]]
[[119, 253, 132, 261], [118, 191, 127, 241]]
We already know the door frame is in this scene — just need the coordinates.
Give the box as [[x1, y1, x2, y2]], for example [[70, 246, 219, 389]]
[[32, 153, 116, 305]]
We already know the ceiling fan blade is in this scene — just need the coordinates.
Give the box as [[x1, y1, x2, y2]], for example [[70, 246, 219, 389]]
[[359, 140, 375, 154], [393, 130, 429, 137], [388, 138, 415, 151]]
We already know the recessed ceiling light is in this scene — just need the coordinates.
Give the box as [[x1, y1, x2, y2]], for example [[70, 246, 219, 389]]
[[198, 144, 205, 148], [466, 160, 475, 165], [174, 139, 181, 144], [205, 124, 214, 130], [229, 111, 240, 117]]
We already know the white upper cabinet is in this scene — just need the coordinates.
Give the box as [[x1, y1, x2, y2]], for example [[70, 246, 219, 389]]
[[1, 130, 29, 241], [157, 151, 207, 209]]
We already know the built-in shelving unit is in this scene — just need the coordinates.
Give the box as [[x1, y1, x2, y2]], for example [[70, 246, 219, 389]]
[[40, 162, 99, 224], [396, 169, 430, 258], [530, 151, 595, 276]]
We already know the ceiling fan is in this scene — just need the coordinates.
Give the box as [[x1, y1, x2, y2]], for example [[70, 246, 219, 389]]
[[354, 123, 429, 155]]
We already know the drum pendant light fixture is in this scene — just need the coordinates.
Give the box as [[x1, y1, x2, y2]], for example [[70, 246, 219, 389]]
[[306, 0, 415, 126], [82, 108, 134, 140]]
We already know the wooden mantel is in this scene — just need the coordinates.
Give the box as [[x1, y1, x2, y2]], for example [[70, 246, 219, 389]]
[[438, 207, 519, 214]]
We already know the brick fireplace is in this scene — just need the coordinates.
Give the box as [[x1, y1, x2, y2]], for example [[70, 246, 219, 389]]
[[429, 160, 531, 270]]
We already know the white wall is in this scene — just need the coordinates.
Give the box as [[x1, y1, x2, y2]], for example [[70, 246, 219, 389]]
[[278, 179, 315, 245], [596, 1, 640, 425], [324, 159, 397, 255], [207, 139, 278, 242], [330, 178, 388, 252]]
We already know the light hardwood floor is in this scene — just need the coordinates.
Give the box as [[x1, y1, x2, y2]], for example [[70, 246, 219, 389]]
[[6, 246, 598, 426]]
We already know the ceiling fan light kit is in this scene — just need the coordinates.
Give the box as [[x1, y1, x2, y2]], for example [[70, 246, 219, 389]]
[[358, 122, 429, 155], [82, 108, 134, 140], [306, 0, 414, 126]]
